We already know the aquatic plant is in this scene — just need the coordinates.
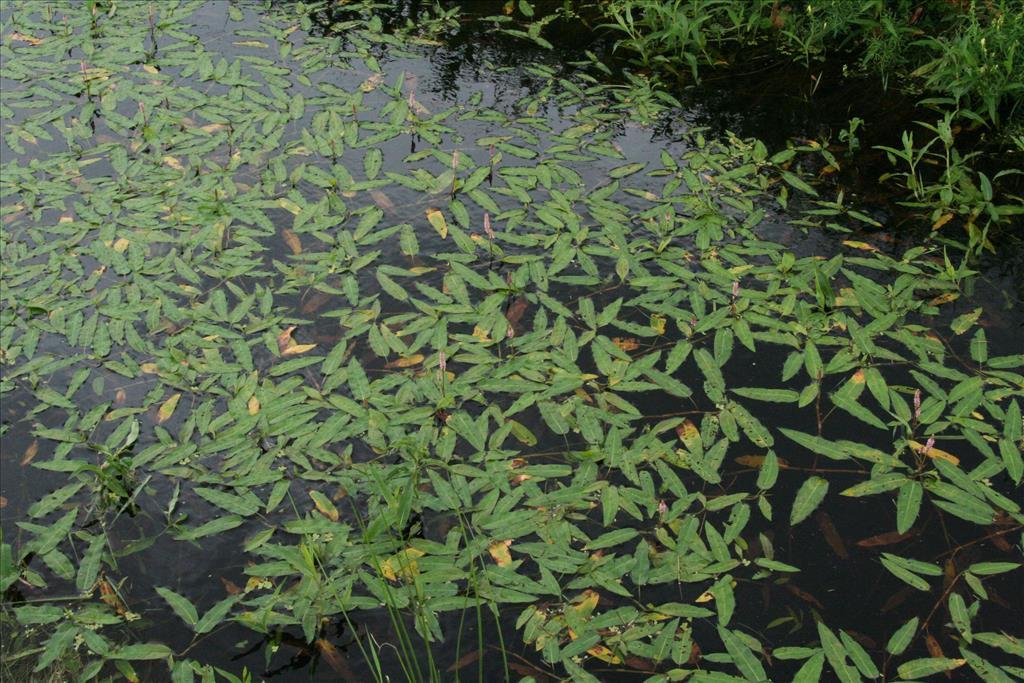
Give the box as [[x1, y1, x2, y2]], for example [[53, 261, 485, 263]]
[[1, 1, 1021, 682]]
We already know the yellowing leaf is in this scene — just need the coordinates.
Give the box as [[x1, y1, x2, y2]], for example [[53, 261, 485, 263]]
[[385, 354, 425, 368], [472, 325, 491, 342], [21, 440, 38, 466], [141, 64, 159, 75], [233, 40, 268, 47], [282, 343, 317, 356], [650, 314, 666, 335], [380, 548, 425, 581], [842, 240, 878, 252], [247, 395, 260, 415], [932, 213, 954, 231], [309, 490, 339, 522], [112, 237, 130, 253], [587, 645, 621, 664], [163, 156, 184, 171], [9, 32, 44, 46], [277, 325, 297, 353], [276, 198, 302, 215], [282, 229, 302, 255], [909, 440, 960, 465], [426, 208, 447, 239], [140, 363, 159, 374], [157, 393, 182, 424], [360, 73, 384, 92], [851, 369, 865, 384], [488, 540, 512, 567]]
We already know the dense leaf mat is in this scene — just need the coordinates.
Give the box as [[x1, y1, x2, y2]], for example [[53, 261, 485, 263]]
[[1, 1, 1021, 681]]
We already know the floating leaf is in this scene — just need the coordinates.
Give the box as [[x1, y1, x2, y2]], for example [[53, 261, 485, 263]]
[[790, 476, 828, 526]]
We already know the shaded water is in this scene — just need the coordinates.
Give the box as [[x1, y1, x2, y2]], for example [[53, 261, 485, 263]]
[[2, 1, 1022, 681]]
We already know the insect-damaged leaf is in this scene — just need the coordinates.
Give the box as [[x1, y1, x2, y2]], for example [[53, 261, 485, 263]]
[[790, 476, 828, 526]]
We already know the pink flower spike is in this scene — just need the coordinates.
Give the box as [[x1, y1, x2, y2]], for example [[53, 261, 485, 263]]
[[483, 212, 494, 239], [913, 389, 922, 420], [438, 351, 447, 372], [658, 500, 668, 516], [732, 281, 740, 298], [451, 150, 459, 171], [923, 437, 935, 454]]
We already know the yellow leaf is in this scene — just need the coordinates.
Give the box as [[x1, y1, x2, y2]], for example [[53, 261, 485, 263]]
[[282, 343, 317, 356], [842, 240, 878, 252], [909, 440, 960, 465], [852, 369, 865, 384], [141, 64, 159, 75], [276, 198, 302, 215], [471, 325, 491, 342], [426, 208, 447, 239], [157, 393, 182, 424], [360, 73, 384, 92], [112, 237, 130, 253], [650, 314, 666, 335], [140, 363, 159, 374], [233, 40, 268, 47], [282, 229, 302, 255], [385, 354, 425, 368], [929, 292, 960, 306], [163, 156, 184, 171], [9, 32, 44, 46], [20, 440, 38, 466], [247, 396, 261, 415], [932, 213, 954, 231], [200, 123, 226, 134], [695, 590, 715, 603], [488, 540, 512, 567], [587, 645, 621, 664], [380, 548, 425, 581]]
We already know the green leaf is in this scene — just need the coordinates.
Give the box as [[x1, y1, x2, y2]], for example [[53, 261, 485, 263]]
[[896, 480, 922, 534], [886, 617, 918, 655], [717, 626, 768, 682], [792, 651, 824, 683], [731, 387, 799, 403], [948, 592, 972, 642], [156, 586, 199, 628], [896, 658, 965, 679], [790, 476, 828, 526]]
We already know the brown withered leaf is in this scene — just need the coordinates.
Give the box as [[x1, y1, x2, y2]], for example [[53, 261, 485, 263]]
[[98, 576, 128, 615], [785, 584, 824, 610], [21, 440, 39, 465], [221, 577, 242, 595], [9, 32, 44, 46], [815, 510, 849, 559], [504, 296, 528, 327], [735, 454, 790, 468], [282, 229, 302, 255], [276, 325, 297, 353], [316, 639, 356, 681], [612, 337, 640, 352], [856, 530, 916, 548], [301, 291, 331, 314], [370, 189, 395, 212], [0, 496, 6, 508], [446, 649, 481, 672]]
